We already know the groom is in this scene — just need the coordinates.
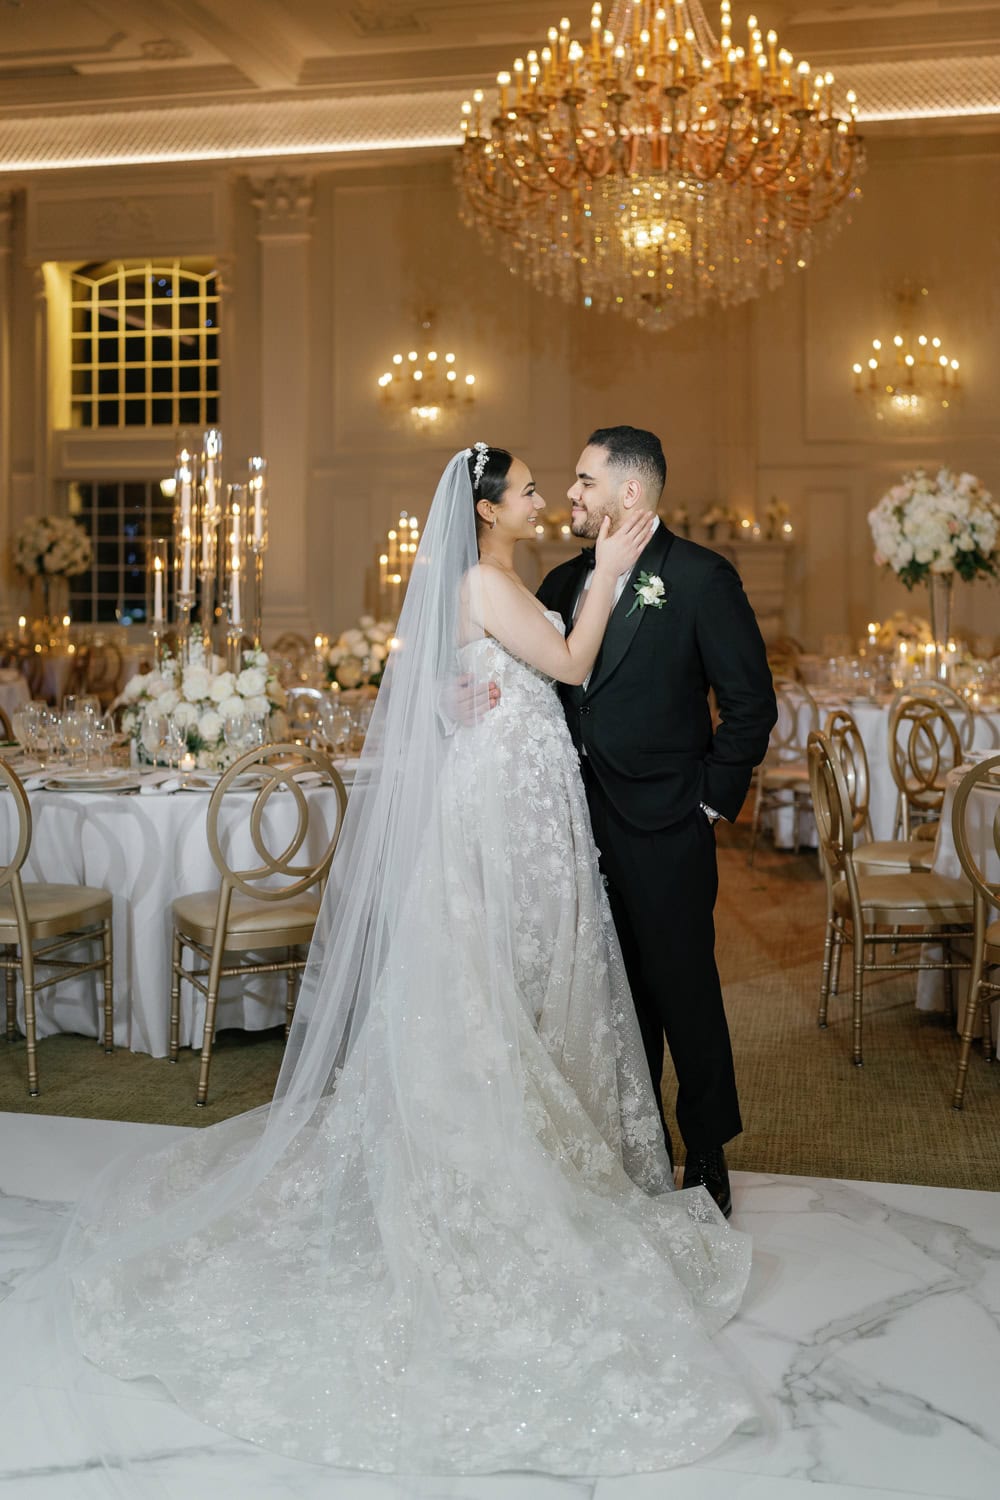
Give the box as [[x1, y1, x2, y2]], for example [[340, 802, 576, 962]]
[[537, 427, 776, 1218]]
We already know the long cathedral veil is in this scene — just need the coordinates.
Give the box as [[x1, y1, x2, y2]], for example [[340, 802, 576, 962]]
[[1, 448, 755, 1498], [7, 449, 498, 1498]]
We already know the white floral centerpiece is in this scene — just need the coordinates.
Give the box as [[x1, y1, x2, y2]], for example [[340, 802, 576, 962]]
[[326, 615, 396, 690], [868, 469, 999, 588], [13, 514, 92, 579], [121, 644, 288, 770], [875, 612, 933, 650]]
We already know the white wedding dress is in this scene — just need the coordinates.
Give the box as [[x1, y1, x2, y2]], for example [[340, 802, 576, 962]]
[[68, 608, 754, 1480]]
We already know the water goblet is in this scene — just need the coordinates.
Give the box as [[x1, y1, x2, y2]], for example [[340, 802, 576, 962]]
[[141, 711, 169, 766], [91, 715, 115, 770], [164, 717, 187, 771], [33, 708, 60, 770], [61, 710, 86, 765]]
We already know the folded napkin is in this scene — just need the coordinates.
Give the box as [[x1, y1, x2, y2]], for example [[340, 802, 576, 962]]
[[138, 771, 184, 795]]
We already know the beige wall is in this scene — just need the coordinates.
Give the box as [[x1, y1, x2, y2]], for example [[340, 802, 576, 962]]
[[2, 129, 998, 649]]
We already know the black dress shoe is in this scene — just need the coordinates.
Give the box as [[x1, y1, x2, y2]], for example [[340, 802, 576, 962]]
[[682, 1147, 732, 1219]]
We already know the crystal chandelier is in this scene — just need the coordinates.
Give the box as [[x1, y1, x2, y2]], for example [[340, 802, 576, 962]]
[[851, 284, 960, 420], [456, 0, 865, 332]]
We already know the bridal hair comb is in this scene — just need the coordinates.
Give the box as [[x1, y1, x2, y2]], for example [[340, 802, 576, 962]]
[[472, 441, 489, 489]]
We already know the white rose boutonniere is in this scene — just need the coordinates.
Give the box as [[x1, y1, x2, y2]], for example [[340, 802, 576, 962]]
[[626, 571, 667, 618]]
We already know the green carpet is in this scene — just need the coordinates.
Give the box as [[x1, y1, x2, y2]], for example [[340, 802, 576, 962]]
[[2, 822, 998, 1190]]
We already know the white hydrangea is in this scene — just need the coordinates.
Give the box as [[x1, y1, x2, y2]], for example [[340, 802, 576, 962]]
[[236, 666, 267, 698], [197, 709, 223, 743], [123, 645, 284, 769], [13, 515, 91, 578], [182, 665, 212, 701]]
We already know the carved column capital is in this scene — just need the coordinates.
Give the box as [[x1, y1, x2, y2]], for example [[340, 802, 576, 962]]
[[250, 174, 314, 241]]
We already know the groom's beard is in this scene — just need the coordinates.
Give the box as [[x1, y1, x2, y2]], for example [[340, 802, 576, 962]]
[[571, 508, 616, 540]]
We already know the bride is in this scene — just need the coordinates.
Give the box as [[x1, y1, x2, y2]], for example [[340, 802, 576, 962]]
[[56, 447, 754, 1485]]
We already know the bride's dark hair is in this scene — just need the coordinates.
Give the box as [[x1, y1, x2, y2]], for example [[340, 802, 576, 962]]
[[468, 446, 514, 538]]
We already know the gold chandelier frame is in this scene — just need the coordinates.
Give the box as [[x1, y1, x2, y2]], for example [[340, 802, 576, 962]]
[[457, 1, 865, 331]]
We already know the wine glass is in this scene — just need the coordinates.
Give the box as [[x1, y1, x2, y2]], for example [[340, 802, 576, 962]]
[[164, 717, 187, 771], [33, 708, 60, 770], [79, 694, 101, 720], [90, 714, 115, 770], [223, 710, 248, 750], [61, 709, 86, 766], [141, 711, 168, 766]]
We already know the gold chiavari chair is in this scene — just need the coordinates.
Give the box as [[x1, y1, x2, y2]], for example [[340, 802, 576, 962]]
[[824, 708, 935, 875], [888, 692, 965, 843], [748, 677, 818, 864], [950, 754, 1000, 1109], [84, 640, 123, 708], [0, 760, 114, 1096], [0, 706, 13, 741], [808, 730, 974, 1066], [271, 632, 313, 657], [888, 679, 975, 752], [169, 743, 348, 1106]]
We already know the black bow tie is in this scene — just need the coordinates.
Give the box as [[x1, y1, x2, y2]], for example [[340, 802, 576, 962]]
[[580, 547, 596, 569]]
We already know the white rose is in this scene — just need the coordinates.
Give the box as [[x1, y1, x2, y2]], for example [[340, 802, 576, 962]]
[[158, 689, 180, 714], [359, 614, 375, 629], [218, 695, 245, 720], [123, 671, 151, 702], [172, 701, 198, 730], [209, 671, 236, 703], [146, 675, 170, 699], [235, 666, 266, 697], [246, 694, 269, 719], [182, 665, 212, 702], [335, 658, 364, 689], [197, 709, 223, 743]]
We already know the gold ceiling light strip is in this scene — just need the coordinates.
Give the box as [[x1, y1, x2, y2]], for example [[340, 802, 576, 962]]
[[456, 0, 866, 332]]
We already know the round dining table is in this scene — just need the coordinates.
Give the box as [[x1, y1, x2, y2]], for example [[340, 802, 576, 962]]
[[770, 693, 1000, 848], [0, 763, 352, 1057]]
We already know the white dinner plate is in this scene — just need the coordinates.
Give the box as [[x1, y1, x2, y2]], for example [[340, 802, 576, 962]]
[[45, 770, 143, 793], [179, 771, 266, 792]]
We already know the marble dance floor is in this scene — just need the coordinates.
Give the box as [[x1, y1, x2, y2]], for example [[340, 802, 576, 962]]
[[0, 1112, 997, 1500]]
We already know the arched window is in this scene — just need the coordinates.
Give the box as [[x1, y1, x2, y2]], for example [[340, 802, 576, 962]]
[[70, 260, 220, 428]]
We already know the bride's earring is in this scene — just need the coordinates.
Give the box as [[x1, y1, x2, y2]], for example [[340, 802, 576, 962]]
[[490, 515, 497, 530]]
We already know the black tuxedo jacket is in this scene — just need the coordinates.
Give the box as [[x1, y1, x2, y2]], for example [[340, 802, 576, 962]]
[[537, 526, 777, 831]]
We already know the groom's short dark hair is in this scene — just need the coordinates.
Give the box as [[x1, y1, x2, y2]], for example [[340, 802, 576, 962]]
[[588, 426, 666, 501]]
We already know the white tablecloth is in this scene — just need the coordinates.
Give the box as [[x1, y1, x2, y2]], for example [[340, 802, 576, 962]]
[[0, 779, 345, 1056], [772, 696, 1000, 848]]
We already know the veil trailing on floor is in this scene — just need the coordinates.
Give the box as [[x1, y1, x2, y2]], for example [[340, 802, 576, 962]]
[[1, 449, 755, 1499]]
